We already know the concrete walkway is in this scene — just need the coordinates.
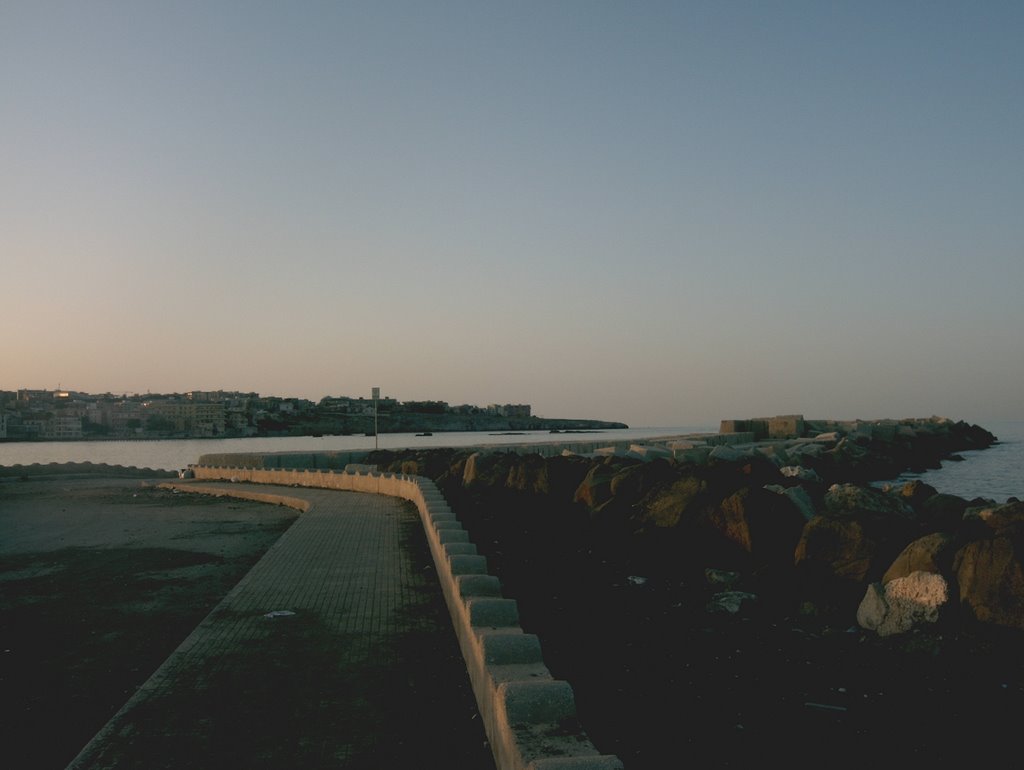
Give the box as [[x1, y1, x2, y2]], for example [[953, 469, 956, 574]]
[[66, 483, 496, 769]]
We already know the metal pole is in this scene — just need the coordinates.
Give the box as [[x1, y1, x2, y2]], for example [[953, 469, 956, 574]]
[[372, 387, 379, 450]]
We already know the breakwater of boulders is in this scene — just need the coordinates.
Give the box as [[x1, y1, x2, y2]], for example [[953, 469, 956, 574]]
[[366, 416, 1019, 636]]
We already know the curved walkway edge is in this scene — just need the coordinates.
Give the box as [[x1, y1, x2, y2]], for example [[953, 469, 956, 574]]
[[183, 464, 624, 770]]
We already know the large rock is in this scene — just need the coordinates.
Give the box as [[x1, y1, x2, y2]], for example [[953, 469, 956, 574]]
[[795, 483, 924, 598], [542, 454, 594, 501], [708, 487, 758, 554], [609, 458, 678, 503], [504, 453, 552, 495], [462, 452, 515, 488], [573, 462, 619, 510], [918, 493, 971, 532], [895, 480, 940, 510], [460, 452, 591, 499], [708, 445, 757, 463], [766, 484, 817, 521], [707, 486, 807, 568], [637, 475, 706, 528], [882, 532, 958, 584], [824, 483, 915, 519], [857, 571, 949, 636], [793, 504, 925, 619], [967, 500, 1024, 539], [794, 516, 879, 584], [954, 537, 1024, 630]]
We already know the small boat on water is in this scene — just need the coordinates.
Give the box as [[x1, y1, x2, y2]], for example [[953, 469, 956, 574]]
[[416, 432, 433, 436]]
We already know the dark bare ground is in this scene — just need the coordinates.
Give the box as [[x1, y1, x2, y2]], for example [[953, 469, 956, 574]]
[[0, 479, 299, 770], [443, 483, 1024, 770]]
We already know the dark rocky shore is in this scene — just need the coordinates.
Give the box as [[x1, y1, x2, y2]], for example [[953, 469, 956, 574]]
[[365, 417, 1023, 769]]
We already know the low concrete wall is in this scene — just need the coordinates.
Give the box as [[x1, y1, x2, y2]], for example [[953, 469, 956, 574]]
[[187, 464, 623, 770]]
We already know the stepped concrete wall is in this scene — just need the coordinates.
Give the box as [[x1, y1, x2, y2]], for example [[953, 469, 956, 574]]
[[189, 463, 622, 770]]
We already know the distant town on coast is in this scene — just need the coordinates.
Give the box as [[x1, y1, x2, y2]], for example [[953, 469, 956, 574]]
[[0, 388, 628, 442]]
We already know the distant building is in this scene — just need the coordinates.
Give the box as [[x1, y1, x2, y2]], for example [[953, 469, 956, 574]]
[[319, 396, 357, 414], [226, 409, 255, 435], [20, 417, 46, 439], [98, 400, 146, 436], [487, 403, 532, 418], [719, 415, 805, 440], [17, 389, 54, 404], [44, 413, 83, 440], [145, 399, 226, 437]]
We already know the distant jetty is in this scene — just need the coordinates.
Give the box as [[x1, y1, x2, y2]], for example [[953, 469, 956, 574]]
[[361, 414, 628, 435]]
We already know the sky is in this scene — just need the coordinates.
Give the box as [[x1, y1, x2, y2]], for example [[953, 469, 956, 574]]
[[2, 1, 1022, 428]]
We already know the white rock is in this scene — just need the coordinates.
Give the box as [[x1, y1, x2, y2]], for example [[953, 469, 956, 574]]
[[781, 465, 822, 482], [856, 571, 949, 637]]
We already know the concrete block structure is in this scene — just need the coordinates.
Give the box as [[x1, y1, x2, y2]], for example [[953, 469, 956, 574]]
[[768, 414, 805, 439], [720, 415, 806, 440]]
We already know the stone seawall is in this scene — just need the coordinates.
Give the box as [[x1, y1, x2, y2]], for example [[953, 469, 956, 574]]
[[189, 464, 623, 770]]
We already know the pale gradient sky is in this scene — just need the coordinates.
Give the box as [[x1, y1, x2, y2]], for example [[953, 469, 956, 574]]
[[2, 1, 1022, 427]]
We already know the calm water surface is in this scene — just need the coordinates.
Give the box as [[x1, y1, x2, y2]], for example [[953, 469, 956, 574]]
[[889, 419, 1023, 504]]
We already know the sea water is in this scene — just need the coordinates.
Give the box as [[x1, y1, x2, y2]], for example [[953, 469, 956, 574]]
[[887, 419, 1023, 504]]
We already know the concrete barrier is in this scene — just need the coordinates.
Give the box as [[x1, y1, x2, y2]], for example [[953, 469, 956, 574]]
[[184, 463, 623, 770]]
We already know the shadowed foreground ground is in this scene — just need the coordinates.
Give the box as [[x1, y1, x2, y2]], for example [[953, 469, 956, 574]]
[[441, 480, 1024, 770], [0, 477, 493, 770], [16, 469, 1023, 770]]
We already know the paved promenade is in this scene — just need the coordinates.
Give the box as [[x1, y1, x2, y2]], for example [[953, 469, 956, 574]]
[[67, 482, 495, 769]]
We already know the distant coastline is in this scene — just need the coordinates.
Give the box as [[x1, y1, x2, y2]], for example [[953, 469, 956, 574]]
[[0, 387, 627, 442]]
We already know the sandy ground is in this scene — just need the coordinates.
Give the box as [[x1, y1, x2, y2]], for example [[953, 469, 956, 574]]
[[0, 476, 299, 770]]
